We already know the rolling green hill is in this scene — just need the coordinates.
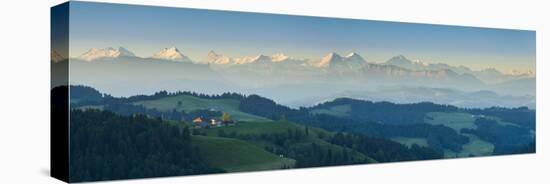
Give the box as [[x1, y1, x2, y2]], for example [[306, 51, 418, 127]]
[[425, 112, 477, 131], [424, 112, 495, 157], [199, 120, 375, 164], [311, 106, 529, 158], [191, 136, 295, 172], [425, 112, 520, 131], [132, 95, 271, 122], [68, 86, 535, 171]]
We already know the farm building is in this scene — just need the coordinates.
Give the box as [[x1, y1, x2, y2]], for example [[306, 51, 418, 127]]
[[211, 119, 222, 127], [192, 113, 236, 129], [193, 117, 203, 123], [193, 117, 209, 128]]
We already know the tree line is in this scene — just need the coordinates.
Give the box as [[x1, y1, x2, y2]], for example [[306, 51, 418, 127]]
[[69, 110, 224, 182]]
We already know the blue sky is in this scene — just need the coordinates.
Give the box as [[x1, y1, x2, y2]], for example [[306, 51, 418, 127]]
[[68, 1, 535, 72]]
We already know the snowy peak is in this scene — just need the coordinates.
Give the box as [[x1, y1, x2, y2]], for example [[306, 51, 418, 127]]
[[271, 53, 290, 62], [318, 52, 343, 67], [325, 52, 343, 61], [385, 55, 433, 71], [317, 52, 366, 68], [151, 47, 191, 62], [269, 53, 306, 63], [208, 50, 220, 61], [386, 55, 413, 66], [345, 52, 361, 59], [207, 50, 233, 65], [344, 52, 367, 63], [252, 55, 271, 63], [78, 47, 136, 61], [232, 56, 255, 64], [117, 47, 135, 57], [230, 55, 265, 64]]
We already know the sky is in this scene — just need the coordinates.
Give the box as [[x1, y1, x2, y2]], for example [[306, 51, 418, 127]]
[[68, 1, 536, 73]]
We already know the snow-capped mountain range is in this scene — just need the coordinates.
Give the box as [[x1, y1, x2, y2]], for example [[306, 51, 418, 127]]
[[65, 47, 535, 108], [71, 47, 533, 84], [383, 54, 535, 84], [77, 47, 191, 62], [77, 47, 136, 61], [207, 50, 306, 65]]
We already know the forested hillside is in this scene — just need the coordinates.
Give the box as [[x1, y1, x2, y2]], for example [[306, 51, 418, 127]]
[[61, 85, 535, 182]]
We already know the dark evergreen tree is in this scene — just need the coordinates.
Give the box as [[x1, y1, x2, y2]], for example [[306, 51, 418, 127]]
[[69, 110, 223, 182]]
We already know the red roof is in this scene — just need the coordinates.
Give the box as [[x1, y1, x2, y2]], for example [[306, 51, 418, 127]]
[[193, 117, 203, 123]]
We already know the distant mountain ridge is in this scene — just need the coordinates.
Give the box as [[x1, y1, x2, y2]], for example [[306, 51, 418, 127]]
[[287, 86, 535, 109], [382, 55, 533, 84], [207, 50, 307, 65], [77, 47, 136, 61], [316, 52, 367, 70], [72, 47, 533, 79], [66, 47, 535, 108], [151, 47, 192, 62]]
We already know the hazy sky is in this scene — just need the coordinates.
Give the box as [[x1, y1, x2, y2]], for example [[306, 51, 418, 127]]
[[68, 1, 535, 73]]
